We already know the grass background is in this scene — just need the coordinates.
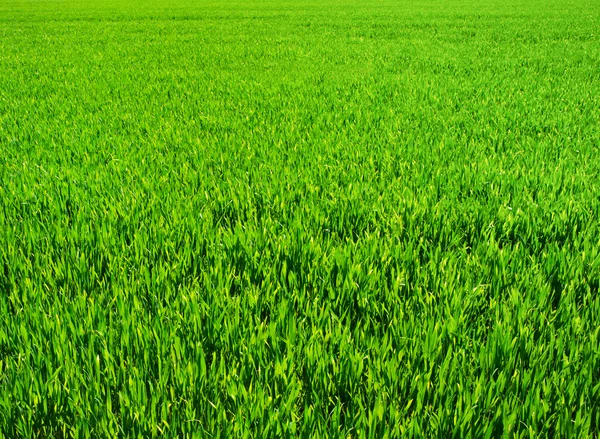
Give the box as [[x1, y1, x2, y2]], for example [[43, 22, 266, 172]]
[[1, 0, 600, 436]]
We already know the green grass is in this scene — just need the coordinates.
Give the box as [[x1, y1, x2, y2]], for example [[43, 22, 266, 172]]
[[1, 0, 600, 436]]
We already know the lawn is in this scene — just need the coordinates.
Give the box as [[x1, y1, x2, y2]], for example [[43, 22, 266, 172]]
[[1, 0, 600, 436]]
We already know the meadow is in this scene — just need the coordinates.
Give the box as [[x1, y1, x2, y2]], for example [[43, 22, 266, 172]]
[[1, 0, 600, 436]]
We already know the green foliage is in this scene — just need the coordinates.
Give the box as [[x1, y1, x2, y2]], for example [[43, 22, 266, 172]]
[[1, 0, 600, 436]]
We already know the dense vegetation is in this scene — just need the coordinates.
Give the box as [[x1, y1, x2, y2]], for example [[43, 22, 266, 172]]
[[1, 0, 599, 436]]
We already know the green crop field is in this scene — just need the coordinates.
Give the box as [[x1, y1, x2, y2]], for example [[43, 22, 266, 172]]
[[1, 0, 600, 436]]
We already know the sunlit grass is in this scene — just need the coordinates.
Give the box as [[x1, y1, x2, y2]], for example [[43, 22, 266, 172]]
[[1, 0, 600, 436]]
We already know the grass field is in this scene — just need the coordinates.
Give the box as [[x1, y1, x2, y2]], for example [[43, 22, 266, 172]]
[[1, 0, 600, 436]]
